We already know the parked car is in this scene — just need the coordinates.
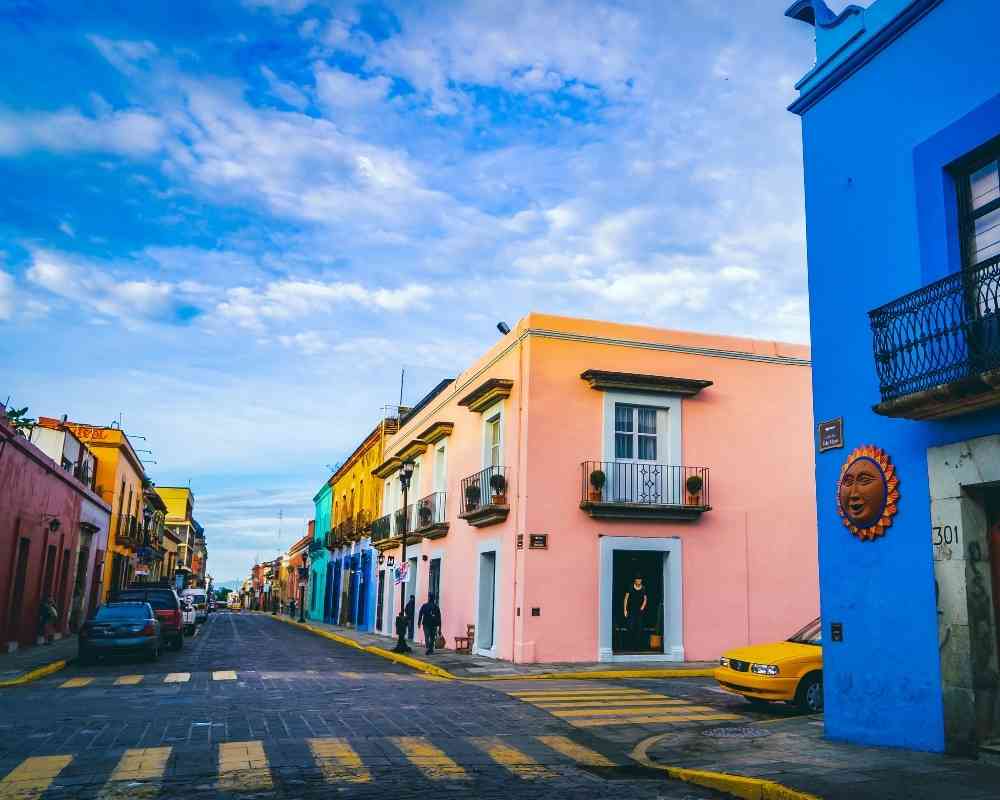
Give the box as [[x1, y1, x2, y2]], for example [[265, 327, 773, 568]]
[[111, 585, 185, 650], [78, 602, 161, 663], [182, 589, 208, 624], [713, 618, 823, 713], [181, 596, 196, 635]]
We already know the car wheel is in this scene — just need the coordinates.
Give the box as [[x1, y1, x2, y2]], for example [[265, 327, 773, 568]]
[[174, 633, 184, 651], [796, 674, 823, 713]]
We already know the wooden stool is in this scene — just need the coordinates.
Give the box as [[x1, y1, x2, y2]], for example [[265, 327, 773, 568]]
[[454, 624, 475, 654]]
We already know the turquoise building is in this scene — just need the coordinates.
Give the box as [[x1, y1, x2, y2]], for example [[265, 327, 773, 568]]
[[307, 481, 332, 622]]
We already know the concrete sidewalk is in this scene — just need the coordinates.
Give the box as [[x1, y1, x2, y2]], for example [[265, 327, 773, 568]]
[[0, 635, 76, 684], [271, 612, 715, 679], [639, 714, 1000, 800]]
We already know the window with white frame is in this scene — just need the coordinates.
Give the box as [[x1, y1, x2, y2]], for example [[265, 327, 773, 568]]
[[487, 413, 502, 466], [433, 443, 447, 492], [614, 404, 659, 462]]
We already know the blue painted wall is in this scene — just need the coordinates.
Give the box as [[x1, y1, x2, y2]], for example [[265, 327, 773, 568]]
[[789, 0, 1000, 752], [308, 482, 332, 621]]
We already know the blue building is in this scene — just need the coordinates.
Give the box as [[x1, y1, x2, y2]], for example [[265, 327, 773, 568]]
[[786, 0, 1000, 754], [307, 481, 332, 622]]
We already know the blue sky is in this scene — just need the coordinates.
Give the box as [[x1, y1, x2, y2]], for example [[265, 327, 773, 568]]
[[1, 0, 816, 583]]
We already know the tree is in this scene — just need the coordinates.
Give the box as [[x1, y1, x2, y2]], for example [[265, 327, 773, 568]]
[[4, 406, 34, 435]]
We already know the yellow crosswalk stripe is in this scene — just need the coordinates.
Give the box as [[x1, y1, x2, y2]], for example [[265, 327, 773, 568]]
[[217, 741, 272, 791], [0, 755, 73, 799], [163, 672, 190, 683], [59, 677, 93, 688], [570, 712, 742, 727], [533, 698, 689, 709], [113, 675, 143, 686], [471, 738, 556, 780], [550, 704, 714, 718], [536, 736, 617, 767], [390, 737, 468, 780], [307, 738, 370, 783], [212, 670, 237, 681], [109, 746, 172, 781], [510, 689, 653, 698]]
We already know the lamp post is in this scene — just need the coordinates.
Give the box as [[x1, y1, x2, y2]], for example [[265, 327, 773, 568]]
[[393, 460, 415, 654]]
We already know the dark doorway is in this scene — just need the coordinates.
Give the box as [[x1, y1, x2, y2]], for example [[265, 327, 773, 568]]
[[429, 557, 441, 603], [612, 549, 664, 654], [987, 492, 1000, 668], [7, 538, 30, 643], [376, 569, 385, 632]]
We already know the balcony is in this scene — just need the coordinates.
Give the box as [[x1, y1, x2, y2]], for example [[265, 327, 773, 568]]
[[579, 461, 711, 521], [370, 513, 393, 549], [415, 491, 449, 539], [459, 466, 509, 527], [870, 255, 1000, 420], [307, 538, 325, 554], [393, 505, 422, 545]]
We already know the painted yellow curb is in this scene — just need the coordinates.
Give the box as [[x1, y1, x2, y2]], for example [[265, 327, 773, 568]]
[[265, 613, 715, 682], [0, 658, 67, 688], [632, 733, 821, 800], [465, 668, 716, 681]]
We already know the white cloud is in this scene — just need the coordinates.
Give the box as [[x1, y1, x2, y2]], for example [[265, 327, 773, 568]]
[[0, 107, 164, 157], [216, 279, 433, 331], [260, 65, 310, 110], [0, 270, 14, 320], [277, 331, 328, 355], [87, 36, 158, 74], [314, 65, 391, 113]]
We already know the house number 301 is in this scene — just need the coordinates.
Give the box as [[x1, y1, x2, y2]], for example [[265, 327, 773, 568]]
[[933, 525, 960, 546]]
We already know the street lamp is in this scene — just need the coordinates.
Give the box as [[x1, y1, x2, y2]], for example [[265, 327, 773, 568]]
[[393, 460, 415, 654]]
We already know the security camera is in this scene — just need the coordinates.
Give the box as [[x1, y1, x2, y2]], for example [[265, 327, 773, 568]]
[[497, 322, 511, 335]]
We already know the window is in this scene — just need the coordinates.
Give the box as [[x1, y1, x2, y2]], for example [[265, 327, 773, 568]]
[[958, 140, 1000, 269], [434, 444, 447, 492], [487, 414, 502, 466], [615, 404, 658, 461]]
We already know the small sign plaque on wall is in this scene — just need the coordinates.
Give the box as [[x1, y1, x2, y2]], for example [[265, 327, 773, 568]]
[[529, 534, 548, 549], [817, 417, 844, 452]]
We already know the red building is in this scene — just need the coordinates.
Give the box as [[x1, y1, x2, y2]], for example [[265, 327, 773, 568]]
[[1, 408, 111, 651]]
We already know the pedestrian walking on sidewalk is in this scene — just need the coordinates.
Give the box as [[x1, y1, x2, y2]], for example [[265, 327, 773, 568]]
[[288, 598, 296, 618], [37, 597, 58, 644], [418, 594, 442, 655], [405, 595, 415, 640]]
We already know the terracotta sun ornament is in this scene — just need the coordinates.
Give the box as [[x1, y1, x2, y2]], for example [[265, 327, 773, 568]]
[[837, 445, 900, 541]]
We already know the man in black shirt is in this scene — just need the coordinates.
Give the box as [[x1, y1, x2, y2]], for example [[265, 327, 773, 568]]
[[418, 593, 442, 655], [405, 595, 415, 640], [623, 576, 648, 651]]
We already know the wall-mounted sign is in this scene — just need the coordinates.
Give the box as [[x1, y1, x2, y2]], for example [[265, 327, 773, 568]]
[[529, 534, 548, 549], [817, 418, 844, 452], [837, 445, 900, 541], [516, 534, 524, 550]]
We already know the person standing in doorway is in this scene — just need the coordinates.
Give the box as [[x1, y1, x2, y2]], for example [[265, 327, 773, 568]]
[[405, 594, 415, 640], [623, 576, 648, 651], [418, 593, 442, 655]]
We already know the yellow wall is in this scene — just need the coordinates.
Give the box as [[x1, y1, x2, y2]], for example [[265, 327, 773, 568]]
[[330, 425, 385, 535], [65, 425, 145, 601]]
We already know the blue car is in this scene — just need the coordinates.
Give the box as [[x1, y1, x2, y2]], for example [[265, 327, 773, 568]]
[[78, 602, 161, 663]]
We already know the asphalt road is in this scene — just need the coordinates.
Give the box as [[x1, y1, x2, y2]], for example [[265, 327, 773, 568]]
[[0, 611, 723, 799]]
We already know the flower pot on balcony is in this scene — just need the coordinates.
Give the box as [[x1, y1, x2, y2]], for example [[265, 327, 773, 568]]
[[649, 633, 663, 650], [685, 474, 704, 506], [464, 484, 481, 511], [588, 468, 606, 502], [489, 473, 507, 506]]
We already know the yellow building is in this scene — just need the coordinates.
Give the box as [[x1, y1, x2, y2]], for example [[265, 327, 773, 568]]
[[330, 421, 390, 543], [155, 487, 196, 587], [63, 422, 147, 601]]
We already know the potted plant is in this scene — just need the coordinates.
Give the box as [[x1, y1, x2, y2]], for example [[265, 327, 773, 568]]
[[588, 469, 606, 501], [685, 474, 704, 505], [489, 473, 508, 505], [465, 483, 481, 512], [650, 602, 664, 650], [418, 502, 433, 527]]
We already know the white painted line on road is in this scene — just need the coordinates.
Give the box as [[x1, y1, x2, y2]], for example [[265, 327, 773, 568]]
[[212, 671, 237, 681], [163, 673, 190, 683]]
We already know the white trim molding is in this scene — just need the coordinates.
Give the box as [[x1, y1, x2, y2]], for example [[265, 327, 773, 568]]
[[598, 535, 684, 662]]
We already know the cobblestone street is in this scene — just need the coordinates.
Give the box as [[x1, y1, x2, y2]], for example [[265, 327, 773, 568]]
[[0, 612, 720, 799]]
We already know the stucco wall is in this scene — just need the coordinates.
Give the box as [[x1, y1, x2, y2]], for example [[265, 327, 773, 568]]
[[792, 0, 1000, 752]]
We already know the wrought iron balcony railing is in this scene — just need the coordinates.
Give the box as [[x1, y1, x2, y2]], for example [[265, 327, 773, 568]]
[[415, 491, 447, 530], [307, 538, 325, 554], [870, 254, 1000, 402], [581, 461, 710, 508], [371, 513, 392, 544], [460, 466, 509, 515]]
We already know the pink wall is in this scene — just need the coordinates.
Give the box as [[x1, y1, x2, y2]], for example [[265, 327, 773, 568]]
[[379, 313, 818, 663]]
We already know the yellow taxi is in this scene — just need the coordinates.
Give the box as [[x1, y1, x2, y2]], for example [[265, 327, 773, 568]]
[[714, 618, 823, 713]]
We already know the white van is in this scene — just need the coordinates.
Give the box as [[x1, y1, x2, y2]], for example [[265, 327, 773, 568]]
[[181, 589, 209, 624]]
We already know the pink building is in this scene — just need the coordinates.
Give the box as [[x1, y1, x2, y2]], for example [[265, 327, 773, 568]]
[[370, 313, 818, 664]]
